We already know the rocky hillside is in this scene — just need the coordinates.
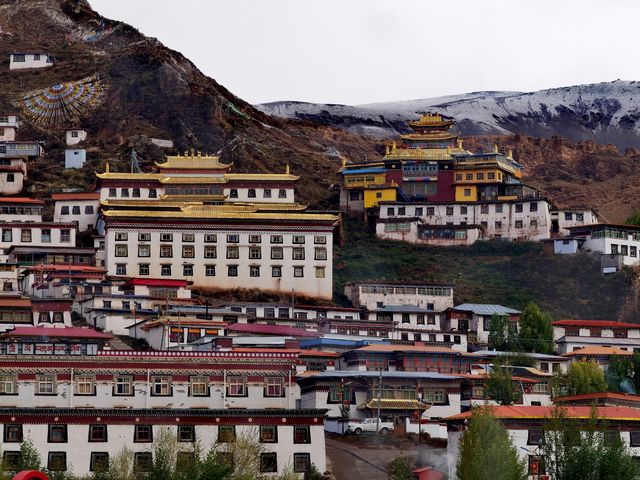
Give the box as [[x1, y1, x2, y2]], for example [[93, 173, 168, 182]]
[[259, 81, 640, 149], [0, 0, 378, 206]]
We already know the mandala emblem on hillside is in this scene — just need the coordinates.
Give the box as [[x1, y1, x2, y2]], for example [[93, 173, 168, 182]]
[[12, 73, 108, 127]]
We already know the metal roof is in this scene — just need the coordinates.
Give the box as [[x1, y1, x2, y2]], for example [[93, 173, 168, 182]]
[[453, 304, 521, 315], [297, 370, 459, 381]]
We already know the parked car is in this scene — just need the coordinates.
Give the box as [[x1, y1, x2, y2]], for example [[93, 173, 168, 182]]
[[344, 418, 394, 435]]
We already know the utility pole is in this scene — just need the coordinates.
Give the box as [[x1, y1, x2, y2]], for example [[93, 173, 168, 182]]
[[375, 368, 382, 434]]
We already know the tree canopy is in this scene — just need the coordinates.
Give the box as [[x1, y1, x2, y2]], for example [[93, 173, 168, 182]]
[[552, 361, 607, 397], [457, 407, 527, 480], [518, 302, 554, 354], [486, 362, 519, 405]]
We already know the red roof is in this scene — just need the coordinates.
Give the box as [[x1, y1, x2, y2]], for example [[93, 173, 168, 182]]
[[25, 265, 105, 273], [561, 346, 633, 357], [444, 405, 640, 421], [0, 197, 44, 205], [225, 323, 320, 338], [31, 299, 72, 312], [51, 192, 100, 201], [122, 278, 188, 288], [0, 326, 112, 339], [0, 297, 31, 308], [553, 319, 640, 329], [554, 392, 640, 403], [299, 349, 341, 358]]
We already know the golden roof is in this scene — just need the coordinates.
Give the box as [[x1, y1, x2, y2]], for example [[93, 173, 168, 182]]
[[225, 173, 299, 181], [155, 152, 232, 170], [96, 172, 164, 180], [102, 206, 339, 222], [159, 176, 227, 184], [100, 200, 203, 208], [409, 113, 453, 127], [401, 132, 458, 141]]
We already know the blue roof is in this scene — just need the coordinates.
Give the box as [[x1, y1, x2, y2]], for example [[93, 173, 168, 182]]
[[297, 370, 459, 381], [300, 338, 389, 348], [342, 167, 386, 175], [453, 304, 521, 315]]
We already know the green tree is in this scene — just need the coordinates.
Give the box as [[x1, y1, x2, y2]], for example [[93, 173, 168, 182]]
[[488, 314, 513, 351], [303, 464, 325, 480], [388, 456, 415, 480], [605, 355, 634, 392], [551, 361, 607, 396], [486, 362, 519, 405], [543, 406, 639, 480], [519, 302, 554, 354], [456, 407, 527, 480], [625, 211, 640, 226], [18, 438, 42, 471]]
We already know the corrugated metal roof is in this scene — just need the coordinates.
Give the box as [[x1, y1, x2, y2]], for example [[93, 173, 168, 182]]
[[453, 304, 521, 315]]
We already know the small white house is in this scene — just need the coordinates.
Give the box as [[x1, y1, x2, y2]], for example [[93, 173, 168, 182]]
[[65, 149, 86, 169], [65, 129, 87, 147], [0, 158, 26, 195], [567, 223, 640, 266], [0, 115, 19, 141], [554, 208, 599, 236], [52, 192, 100, 232], [9, 52, 54, 70]]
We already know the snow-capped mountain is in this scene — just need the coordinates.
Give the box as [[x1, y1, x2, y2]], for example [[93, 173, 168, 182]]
[[258, 81, 640, 149]]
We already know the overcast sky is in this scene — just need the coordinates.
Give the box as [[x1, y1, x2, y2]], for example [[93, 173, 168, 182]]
[[90, 0, 639, 105]]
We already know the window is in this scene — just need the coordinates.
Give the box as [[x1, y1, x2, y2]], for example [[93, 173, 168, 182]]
[[293, 453, 310, 473], [135, 232, 150, 242], [294, 266, 304, 277], [183, 264, 193, 276], [531, 219, 538, 228], [278, 189, 287, 198], [71, 205, 81, 215], [1, 229, 11, 242], [249, 246, 261, 259], [260, 453, 278, 473], [314, 235, 327, 244], [61, 206, 70, 215], [605, 430, 620, 444], [630, 431, 640, 447], [205, 265, 216, 276], [271, 235, 283, 244], [134, 452, 153, 473], [250, 266, 260, 277], [564, 212, 573, 221], [160, 245, 173, 257], [260, 426, 278, 443], [530, 202, 538, 212], [265, 376, 284, 397], [75, 375, 95, 395], [21, 229, 31, 242], [264, 189, 272, 198], [160, 264, 171, 276], [527, 429, 542, 445], [160, 233, 173, 242], [515, 203, 523, 213], [0, 375, 16, 395], [151, 376, 172, 396], [48, 425, 68, 443], [632, 246, 638, 258], [227, 375, 247, 396], [190, 376, 209, 397], [3, 452, 21, 470], [460, 206, 468, 215], [398, 207, 406, 215], [495, 204, 503, 213], [109, 188, 117, 197], [149, 188, 157, 198], [137, 244, 151, 257], [271, 247, 283, 259], [204, 233, 217, 243], [36, 374, 56, 395], [426, 207, 435, 215], [182, 245, 195, 258], [134, 425, 153, 443], [178, 425, 195, 442], [60, 229, 71, 242], [227, 234, 240, 243], [476, 172, 484, 180], [272, 266, 282, 277], [294, 426, 311, 444], [402, 313, 410, 324], [315, 247, 327, 260], [227, 246, 239, 259], [114, 375, 133, 396], [218, 426, 236, 443], [515, 220, 523, 228], [103, 300, 111, 308], [248, 188, 256, 198], [89, 425, 108, 442], [488, 172, 495, 179], [90, 452, 109, 472], [132, 188, 141, 198], [115, 244, 128, 257], [293, 247, 305, 260], [465, 173, 473, 180], [4, 425, 22, 443], [121, 188, 129, 197], [446, 206, 454, 216], [116, 264, 127, 275], [138, 263, 150, 275], [464, 188, 471, 196], [415, 207, 423, 216], [315, 266, 325, 278], [229, 189, 238, 198], [495, 221, 503, 229]]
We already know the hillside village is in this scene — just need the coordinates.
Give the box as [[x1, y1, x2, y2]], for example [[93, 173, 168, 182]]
[[1, 3, 640, 480]]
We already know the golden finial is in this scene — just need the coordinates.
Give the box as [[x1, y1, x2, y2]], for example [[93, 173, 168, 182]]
[[507, 148, 513, 159], [184, 150, 188, 157], [392, 141, 397, 154], [341, 158, 347, 168], [285, 164, 290, 175], [197, 151, 202, 157], [457, 138, 463, 149], [386, 145, 390, 155], [105, 160, 109, 173], [493, 143, 499, 153]]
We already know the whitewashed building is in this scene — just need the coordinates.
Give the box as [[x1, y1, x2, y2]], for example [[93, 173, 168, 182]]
[[0, 349, 326, 477], [0, 222, 77, 254], [9, 52, 54, 70], [445, 303, 521, 346], [552, 319, 640, 355], [0, 114, 19, 141], [376, 199, 553, 244], [566, 223, 640, 266], [52, 192, 100, 232], [65, 128, 87, 146], [0, 141, 42, 159], [64, 148, 87, 168], [344, 282, 454, 311], [0, 158, 26, 195], [553, 208, 599, 236], [0, 197, 43, 222]]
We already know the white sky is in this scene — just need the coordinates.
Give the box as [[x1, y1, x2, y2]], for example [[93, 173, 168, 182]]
[[89, 0, 640, 105]]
